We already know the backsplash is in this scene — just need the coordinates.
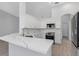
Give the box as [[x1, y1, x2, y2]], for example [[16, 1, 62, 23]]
[[23, 28, 44, 38], [23, 28, 58, 39]]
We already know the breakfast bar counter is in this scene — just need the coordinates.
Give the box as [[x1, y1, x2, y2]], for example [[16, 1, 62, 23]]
[[0, 33, 53, 56]]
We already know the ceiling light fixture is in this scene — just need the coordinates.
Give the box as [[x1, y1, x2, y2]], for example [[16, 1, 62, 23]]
[[54, 2, 59, 4]]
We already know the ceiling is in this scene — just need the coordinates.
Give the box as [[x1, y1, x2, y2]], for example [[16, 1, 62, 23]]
[[50, 2, 65, 7], [26, 2, 65, 18], [0, 2, 19, 17], [0, 2, 65, 18], [26, 2, 52, 18]]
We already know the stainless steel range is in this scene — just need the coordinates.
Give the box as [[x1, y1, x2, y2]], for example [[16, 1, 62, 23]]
[[45, 23, 55, 44]]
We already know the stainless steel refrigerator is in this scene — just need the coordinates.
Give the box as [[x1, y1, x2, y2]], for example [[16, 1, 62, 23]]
[[72, 12, 78, 48]]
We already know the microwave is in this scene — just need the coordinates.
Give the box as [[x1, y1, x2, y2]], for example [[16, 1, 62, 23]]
[[47, 24, 55, 28]]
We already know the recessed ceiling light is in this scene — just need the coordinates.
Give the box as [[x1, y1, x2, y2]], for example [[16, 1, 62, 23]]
[[48, 2, 60, 5], [54, 2, 59, 4]]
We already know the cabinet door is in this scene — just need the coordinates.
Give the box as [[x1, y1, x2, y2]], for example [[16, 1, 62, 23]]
[[55, 30, 62, 43]]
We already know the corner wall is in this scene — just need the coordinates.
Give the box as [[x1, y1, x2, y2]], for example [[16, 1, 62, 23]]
[[0, 10, 19, 36]]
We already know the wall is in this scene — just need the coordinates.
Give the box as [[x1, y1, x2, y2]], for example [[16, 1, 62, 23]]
[[22, 14, 40, 28], [19, 3, 41, 34], [40, 18, 56, 28], [0, 2, 19, 17], [0, 10, 19, 36]]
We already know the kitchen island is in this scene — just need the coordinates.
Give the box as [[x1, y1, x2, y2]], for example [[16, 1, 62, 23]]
[[0, 33, 53, 56]]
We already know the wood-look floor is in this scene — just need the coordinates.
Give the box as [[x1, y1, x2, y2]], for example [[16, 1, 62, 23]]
[[0, 38, 78, 56], [52, 38, 77, 56], [0, 40, 8, 56]]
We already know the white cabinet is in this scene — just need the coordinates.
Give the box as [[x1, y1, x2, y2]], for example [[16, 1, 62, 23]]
[[23, 28, 62, 44], [55, 29, 62, 43], [43, 29, 62, 44]]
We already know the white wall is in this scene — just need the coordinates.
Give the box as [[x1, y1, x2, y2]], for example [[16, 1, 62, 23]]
[[0, 2, 19, 17], [0, 10, 19, 36], [40, 17, 62, 28], [40, 18, 56, 28], [19, 3, 40, 34], [22, 14, 40, 28]]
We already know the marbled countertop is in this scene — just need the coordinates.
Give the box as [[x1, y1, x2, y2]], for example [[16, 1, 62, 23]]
[[23, 28, 61, 30], [0, 33, 53, 54]]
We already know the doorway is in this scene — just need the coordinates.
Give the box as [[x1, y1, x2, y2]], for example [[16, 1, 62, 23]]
[[61, 14, 72, 39]]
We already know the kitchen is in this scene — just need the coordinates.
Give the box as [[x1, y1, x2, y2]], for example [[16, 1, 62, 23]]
[[0, 2, 62, 56], [0, 2, 79, 56]]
